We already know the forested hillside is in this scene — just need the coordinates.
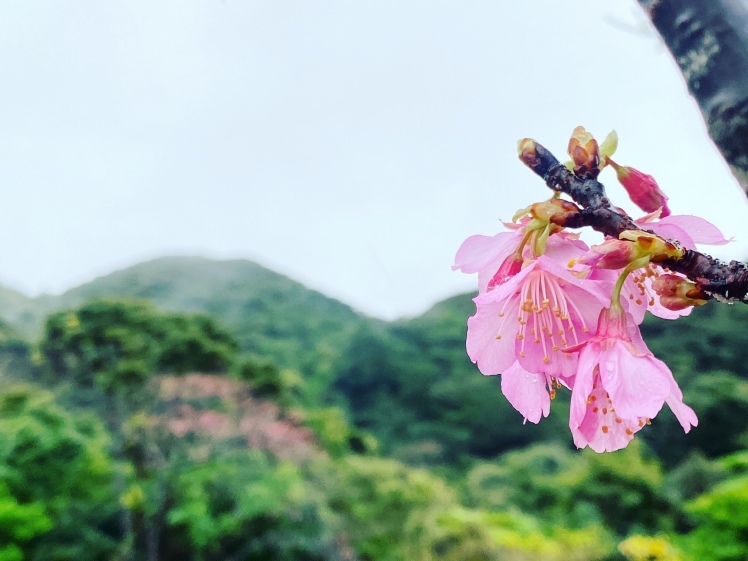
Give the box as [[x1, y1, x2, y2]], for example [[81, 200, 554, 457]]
[[0, 256, 747, 559]]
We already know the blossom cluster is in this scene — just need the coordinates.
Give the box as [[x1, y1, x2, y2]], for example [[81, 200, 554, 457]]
[[454, 127, 731, 452]]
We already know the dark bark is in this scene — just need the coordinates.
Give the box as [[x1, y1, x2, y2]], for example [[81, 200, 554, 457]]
[[519, 138, 748, 303], [638, 0, 748, 195]]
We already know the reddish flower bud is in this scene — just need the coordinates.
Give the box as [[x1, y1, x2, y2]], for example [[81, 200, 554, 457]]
[[487, 254, 524, 291], [583, 239, 639, 270], [651, 274, 708, 311], [609, 161, 670, 217]]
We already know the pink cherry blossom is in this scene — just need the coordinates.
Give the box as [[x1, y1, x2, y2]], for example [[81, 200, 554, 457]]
[[568, 306, 696, 452], [466, 255, 611, 378]]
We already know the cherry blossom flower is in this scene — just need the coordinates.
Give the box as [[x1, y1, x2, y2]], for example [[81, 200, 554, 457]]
[[466, 255, 611, 379], [568, 306, 697, 452]]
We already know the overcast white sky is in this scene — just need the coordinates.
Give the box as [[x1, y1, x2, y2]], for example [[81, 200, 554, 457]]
[[1, 1, 747, 319]]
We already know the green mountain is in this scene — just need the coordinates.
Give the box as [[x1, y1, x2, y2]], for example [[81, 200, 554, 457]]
[[0, 256, 373, 390]]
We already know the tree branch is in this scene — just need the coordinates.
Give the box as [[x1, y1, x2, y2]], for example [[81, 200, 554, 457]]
[[637, 0, 748, 196], [519, 138, 748, 303]]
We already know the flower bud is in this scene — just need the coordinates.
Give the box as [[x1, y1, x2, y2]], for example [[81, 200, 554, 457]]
[[517, 138, 538, 168], [487, 254, 524, 290], [609, 161, 670, 217], [651, 274, 708, 310], [582, 239, 639, 270], [567, 126, 600, 176], [530, 199, 580, 223]]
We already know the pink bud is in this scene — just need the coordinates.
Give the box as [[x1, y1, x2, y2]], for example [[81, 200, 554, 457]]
[[609, 161, 670, 217], [582, 239, 638, 270], [651, 274, 707, 310], [487, 254, 523, 290]]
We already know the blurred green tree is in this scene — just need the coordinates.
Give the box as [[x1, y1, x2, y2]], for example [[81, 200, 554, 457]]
[[0, 384, 120, 560]]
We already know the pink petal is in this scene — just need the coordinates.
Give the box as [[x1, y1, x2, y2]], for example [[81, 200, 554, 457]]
[[572, 372, 644, 452], [620, 276, 648, 324], [536, 256, 611, 297], [598, 342, 670, 420], [658, 215, 732, 246], [453, 231, 516, 273], [466, 297, 520, 375], [517, 337, 579, 379], [500, 362, 551, 424], [544, 234, 590, 263], [663, 373, 698, 433], [569, 345, 599, 431], [453, 231, 524, 293], [644, 222, 696, 250]]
